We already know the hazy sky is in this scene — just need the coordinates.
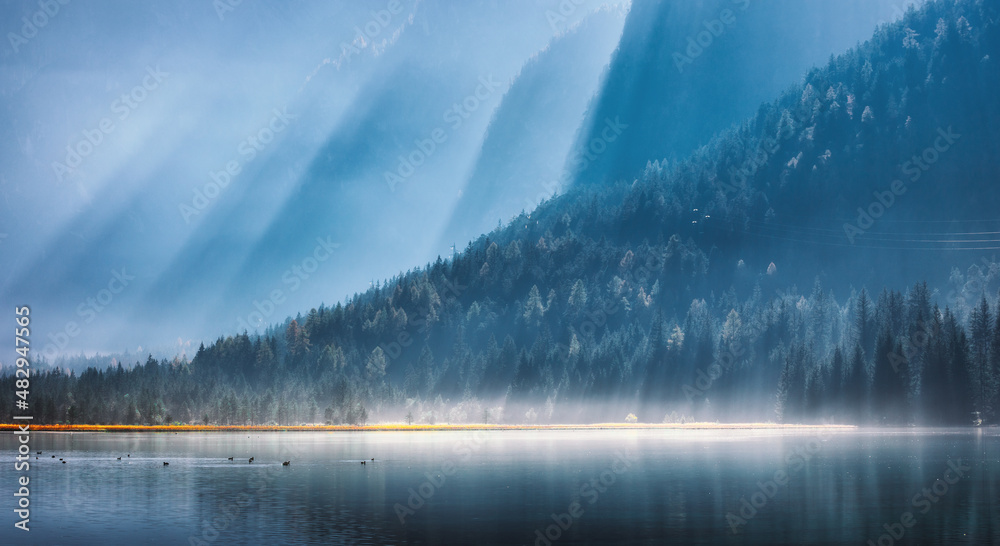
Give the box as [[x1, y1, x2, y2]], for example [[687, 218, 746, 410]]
[[0, 0, 919, 361]]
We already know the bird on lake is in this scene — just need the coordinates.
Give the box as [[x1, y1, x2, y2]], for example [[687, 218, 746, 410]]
[[282, 461, 290, 466], [117, 457, 121, 460], [248, 457, 254, 463], [227, 457, 234, 461], [51, 455, 55, 458], [163, 462, 169, 466], [62, 461, 66, 464], [36, 451, 41, 454], [361, 461, 365, 465]]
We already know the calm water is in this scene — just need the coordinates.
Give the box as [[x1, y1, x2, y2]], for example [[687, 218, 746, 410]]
[[1, 428, 998, 545]]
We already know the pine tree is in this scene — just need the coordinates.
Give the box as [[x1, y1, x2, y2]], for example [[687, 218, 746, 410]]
[[829, 346, 845, 415], [775, 344, 807, 422], [921, 306, 949, 424], [944, 309, 973, 423], [872, 327, 901, 423], [991, 301, 1000, 423], [846, 343, 867, 422], [855, 289, 875, 360], [809, 278, 830, 354], [968, 297, 993, 418]]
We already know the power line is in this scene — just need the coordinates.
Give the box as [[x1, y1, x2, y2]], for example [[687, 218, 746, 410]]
[[707, 223, 1000, 251], [742, 219, 1000, 237]]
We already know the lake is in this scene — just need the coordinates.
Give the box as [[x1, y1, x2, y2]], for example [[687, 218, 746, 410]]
[[1, 428, 997, 544]]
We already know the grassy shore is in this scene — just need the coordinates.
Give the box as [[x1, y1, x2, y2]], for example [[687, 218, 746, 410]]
[[0, 422, 857, 433]]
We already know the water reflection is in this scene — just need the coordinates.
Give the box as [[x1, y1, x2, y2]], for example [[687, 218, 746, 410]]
[[0, 428, 996, 544]]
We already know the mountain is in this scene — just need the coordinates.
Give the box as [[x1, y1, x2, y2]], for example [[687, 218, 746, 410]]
[[435, 6, 626, 251], [567, 0, 926, 188], [440, 0, 912, 249], [9, 0, 1000, 428]]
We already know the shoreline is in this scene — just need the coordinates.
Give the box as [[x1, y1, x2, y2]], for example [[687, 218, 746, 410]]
[[0, 423, 858, 433]]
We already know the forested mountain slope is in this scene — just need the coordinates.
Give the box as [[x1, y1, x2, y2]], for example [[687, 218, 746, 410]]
[[9, 0, 1000, 427], [566, 0, 918, 188]]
